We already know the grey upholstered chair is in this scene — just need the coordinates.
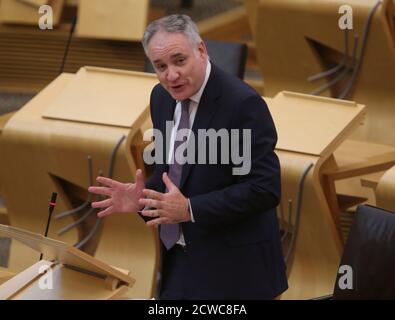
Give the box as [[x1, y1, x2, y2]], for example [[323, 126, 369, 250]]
[[314, 204, 395, 300]]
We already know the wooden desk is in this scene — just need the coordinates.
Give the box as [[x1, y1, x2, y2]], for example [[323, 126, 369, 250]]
[[248, 0, 395, 147], [76, 0, 149, 41], [0, 67, 160, 299], [267, 91, 365, 299]]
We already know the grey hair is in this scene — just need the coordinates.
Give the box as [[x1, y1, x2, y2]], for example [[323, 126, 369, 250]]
[[142, 14, 202, 55]]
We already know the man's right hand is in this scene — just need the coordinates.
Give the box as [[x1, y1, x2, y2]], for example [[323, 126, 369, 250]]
[[88, 169, 145, 218]]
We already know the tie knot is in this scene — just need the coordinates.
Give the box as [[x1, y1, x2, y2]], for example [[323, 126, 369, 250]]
[[181, 99, 190, 111]]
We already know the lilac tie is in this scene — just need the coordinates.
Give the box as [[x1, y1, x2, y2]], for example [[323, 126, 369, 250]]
[[160, 99, 190, 250]]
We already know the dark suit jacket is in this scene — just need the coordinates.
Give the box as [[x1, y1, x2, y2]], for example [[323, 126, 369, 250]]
[[145, 64, 288, 299]]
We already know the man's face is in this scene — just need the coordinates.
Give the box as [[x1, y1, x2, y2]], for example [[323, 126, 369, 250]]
[[147, 31, 208, 101]]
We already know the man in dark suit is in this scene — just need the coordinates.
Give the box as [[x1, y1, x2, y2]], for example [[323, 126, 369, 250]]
[[89, 14, 288, 299]]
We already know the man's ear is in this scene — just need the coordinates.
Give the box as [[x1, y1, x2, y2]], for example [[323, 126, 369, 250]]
[[198, 40, 208, 59]]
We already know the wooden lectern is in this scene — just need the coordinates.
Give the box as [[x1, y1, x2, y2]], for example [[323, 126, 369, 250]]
[[0, 224, 135, 300]]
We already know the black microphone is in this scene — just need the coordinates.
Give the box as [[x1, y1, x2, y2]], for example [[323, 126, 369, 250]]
[[39, 192, 58, 261], [48, 192, 57, 215]]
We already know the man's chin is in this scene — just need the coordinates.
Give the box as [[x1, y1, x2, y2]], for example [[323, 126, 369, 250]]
[[169, 90, 190, 101]]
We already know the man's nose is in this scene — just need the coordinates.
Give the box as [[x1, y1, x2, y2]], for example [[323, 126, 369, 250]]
[[166, 67, 179, 82]]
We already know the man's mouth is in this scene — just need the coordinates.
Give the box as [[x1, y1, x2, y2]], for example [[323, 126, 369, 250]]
[[171, 84, 185, 90]]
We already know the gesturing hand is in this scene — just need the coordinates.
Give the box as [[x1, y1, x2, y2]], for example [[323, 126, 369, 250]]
[[88, 169, 145, 218], [139, 172, 191, 227]]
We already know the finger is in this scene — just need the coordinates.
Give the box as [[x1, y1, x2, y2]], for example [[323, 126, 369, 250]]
[[146, 217, 168, 227], [142, 189, 164, 200], [96, 176, 123, 188], [162, 172, 176, 191], [141, 209, 162, 218], [91, 198, 112, 209], [96, 206, 114, 218], [88, 186, 112, 197], [135, 169, 145, 189], [139, 198, 162, 209]]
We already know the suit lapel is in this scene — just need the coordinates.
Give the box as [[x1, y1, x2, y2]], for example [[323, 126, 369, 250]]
[[179, 66, 222, 189]]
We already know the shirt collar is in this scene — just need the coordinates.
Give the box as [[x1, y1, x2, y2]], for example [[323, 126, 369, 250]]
[[178, 60, 211, 105]]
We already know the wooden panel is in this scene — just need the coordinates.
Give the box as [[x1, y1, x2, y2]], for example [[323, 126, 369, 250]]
[[42, 67, 158, 128], [0, 0, 64, 25], [269, 91, 365, 156], [197, 6, 250, 42], [0, 23, 146, 93], [76, 0, 148, 41], [0, 112, 16, 134], [276, 151, 341, 299], [0, 224, 135, 286], [11, 264, 129, 300], [0, 208, 8, 225], [0, 260, 53, 299], [19, 0, 49, 7], [376, 165, 395, 212], [360, 171, 385, 190], [251, 0, 395, 146], [0, 261, 129, 300], [0, 267, 15, 286]]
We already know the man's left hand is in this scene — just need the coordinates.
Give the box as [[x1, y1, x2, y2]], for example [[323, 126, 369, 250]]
[[139, 172, 191, 227]]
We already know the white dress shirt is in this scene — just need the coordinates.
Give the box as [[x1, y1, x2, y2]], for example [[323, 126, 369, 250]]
[[168, 60, 211, 246]]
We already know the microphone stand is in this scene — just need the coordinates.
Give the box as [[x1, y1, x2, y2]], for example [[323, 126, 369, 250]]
[[59, 16, 77, 75], [39, 192, 58, 261]]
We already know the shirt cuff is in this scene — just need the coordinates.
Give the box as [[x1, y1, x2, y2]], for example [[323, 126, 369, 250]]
[[188, 198, 195, 223]]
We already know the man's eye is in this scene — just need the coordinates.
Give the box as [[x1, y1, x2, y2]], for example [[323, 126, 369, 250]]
[[177, 58, 185, 64], [156, 65, 166, 71]]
